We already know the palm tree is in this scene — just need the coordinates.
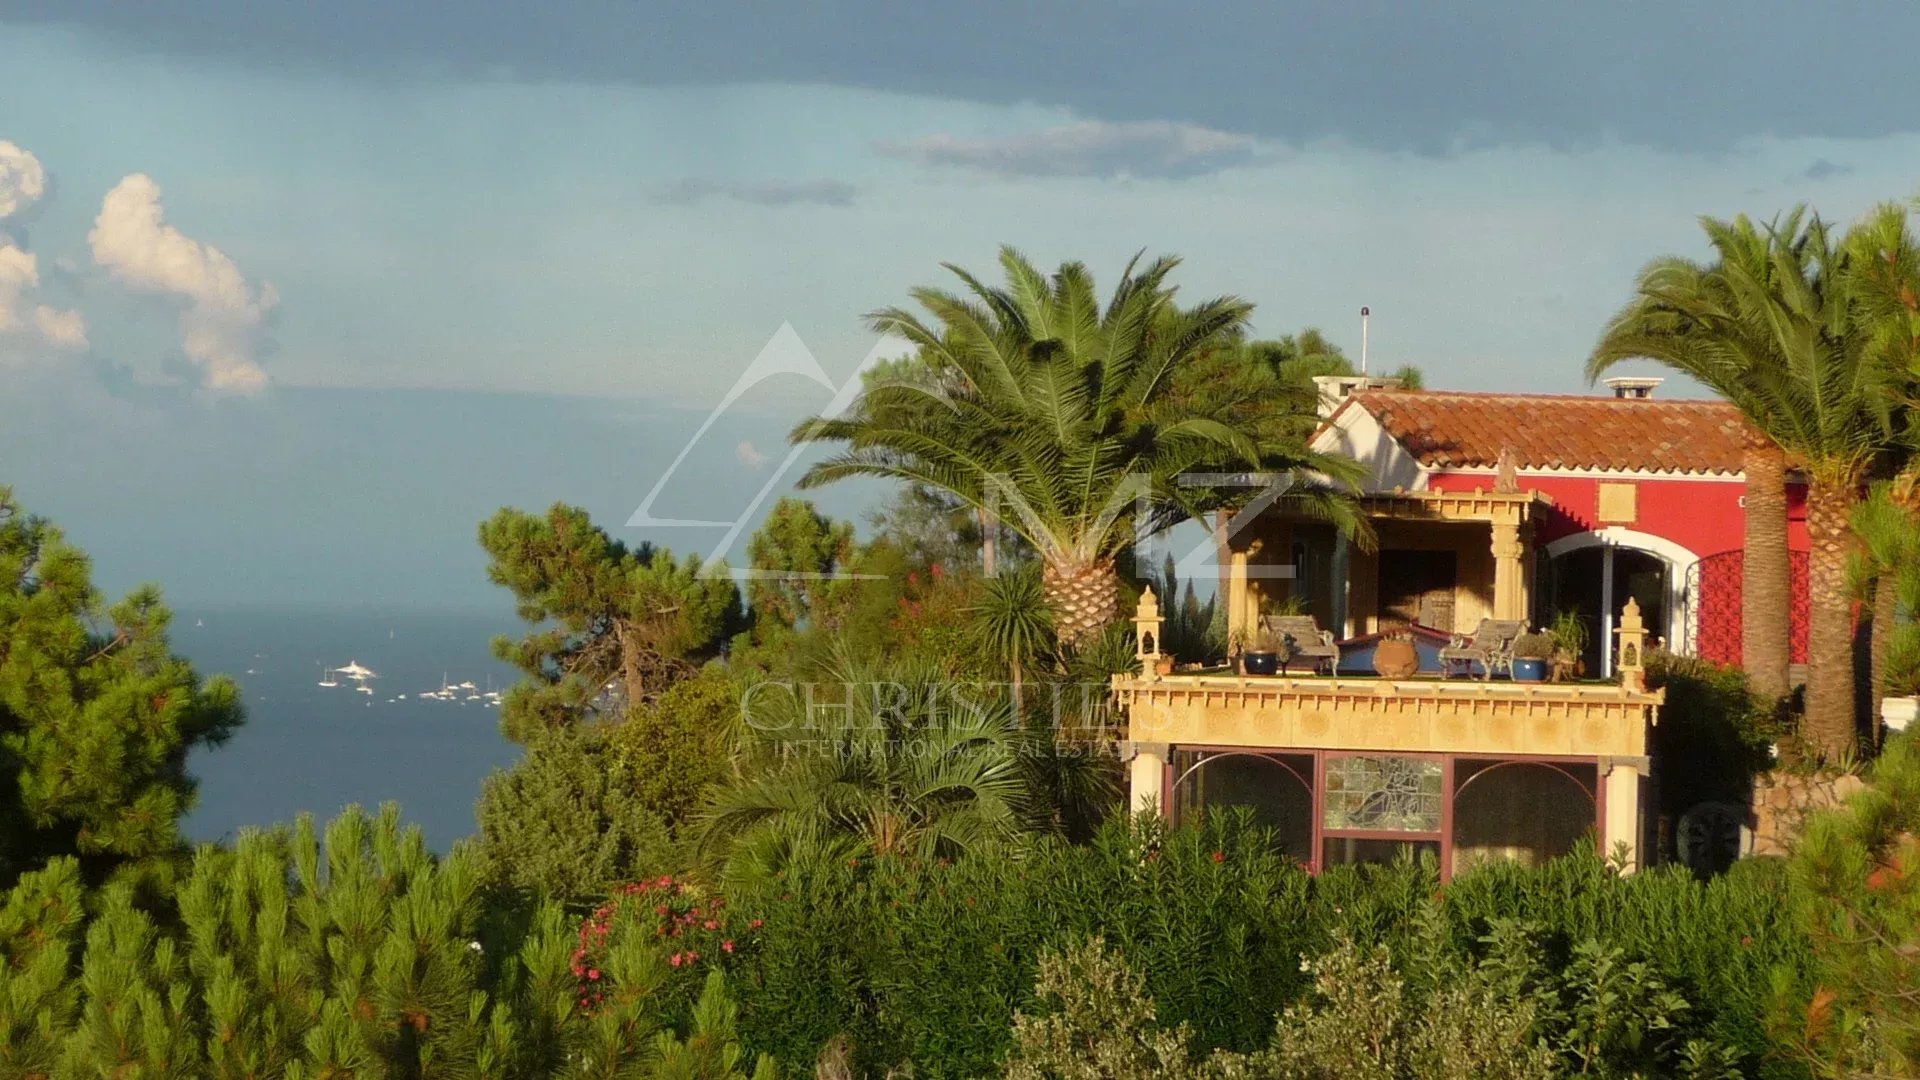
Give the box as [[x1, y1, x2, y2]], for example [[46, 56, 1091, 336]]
[[696, 656, 1029, 883], [792, 248, 1359, 644], [1590, 208, 1905, 758], [966, 564, 1054, 714]]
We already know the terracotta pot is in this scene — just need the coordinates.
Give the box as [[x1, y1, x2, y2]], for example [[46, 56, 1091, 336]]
[[1373, 637, 1419, 678], [1154, 655, 1175, 676]]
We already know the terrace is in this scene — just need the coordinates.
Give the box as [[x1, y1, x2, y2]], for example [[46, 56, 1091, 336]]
[[1113, 581, 1663, 880]]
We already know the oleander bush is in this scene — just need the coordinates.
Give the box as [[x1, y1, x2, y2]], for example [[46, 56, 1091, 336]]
[[693, 811, 1811, 1079]]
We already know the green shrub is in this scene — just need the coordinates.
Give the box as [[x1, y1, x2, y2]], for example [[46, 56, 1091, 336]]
[[1646, 651, 1780, 819], [475, 723, 678, 899], [0, 804, 774, 1079]]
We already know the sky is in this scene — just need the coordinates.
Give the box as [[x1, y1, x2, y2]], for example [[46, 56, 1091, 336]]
[[2, 3, 1918, 610]]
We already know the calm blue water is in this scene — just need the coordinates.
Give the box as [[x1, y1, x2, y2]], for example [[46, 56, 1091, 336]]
[[172, 607, 527, 850]]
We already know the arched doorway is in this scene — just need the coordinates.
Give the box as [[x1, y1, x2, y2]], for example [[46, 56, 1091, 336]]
[[1544, 531, 1696, 675]]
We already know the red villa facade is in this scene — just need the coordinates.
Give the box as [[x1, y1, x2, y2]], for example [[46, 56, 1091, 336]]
[[1114, 375, 1805, 878]]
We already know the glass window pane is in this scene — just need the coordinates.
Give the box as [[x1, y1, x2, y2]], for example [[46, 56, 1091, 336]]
[[1321, 755, 1442, 832], [1323, 837, 1441, 868]]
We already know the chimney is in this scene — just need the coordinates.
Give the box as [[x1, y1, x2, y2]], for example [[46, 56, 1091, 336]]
[[1604, 376, 1663, 400]]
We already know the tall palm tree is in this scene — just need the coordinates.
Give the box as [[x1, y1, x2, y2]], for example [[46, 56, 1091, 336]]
[[793, 248, 1359, 643], [1846, 202, 1920, 721], [1590, 209, 1904, 758]]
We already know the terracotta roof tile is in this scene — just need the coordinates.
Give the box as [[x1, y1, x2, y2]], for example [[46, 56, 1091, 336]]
[[1333, 390, 1747, 475]]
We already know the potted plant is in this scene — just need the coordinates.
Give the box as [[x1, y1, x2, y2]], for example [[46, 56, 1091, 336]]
[[1548, 609, 1589, 681], [1510, 630, 1555, 683], [1242, 627, 1290, 676]]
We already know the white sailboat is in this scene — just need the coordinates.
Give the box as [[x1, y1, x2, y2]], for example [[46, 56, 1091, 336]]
[[318, 663, 339, 688]]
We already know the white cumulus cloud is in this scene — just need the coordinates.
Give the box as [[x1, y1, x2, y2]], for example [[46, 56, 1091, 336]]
[[0, 141, 47, 219], [0, 240, 86, 359], [33, 305, 87, 349], [735, 440, 771, 468], [90, 173, 275, 392], [876, 120, 1256, 179]]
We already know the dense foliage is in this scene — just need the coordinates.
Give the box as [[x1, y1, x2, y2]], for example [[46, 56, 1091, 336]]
[[695, 813, 1812, 1079], [0, 805, 773, 1079], [475, 723, 678, 899]]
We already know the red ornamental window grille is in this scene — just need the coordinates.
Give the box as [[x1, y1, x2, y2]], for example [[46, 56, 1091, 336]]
[[1691, 549, 1808, 666]]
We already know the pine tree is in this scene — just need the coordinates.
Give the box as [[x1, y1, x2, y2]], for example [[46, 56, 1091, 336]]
[[481, 503, 741, 742], [0, 487, 243, 889], [1789, 729, 1920, 1075]]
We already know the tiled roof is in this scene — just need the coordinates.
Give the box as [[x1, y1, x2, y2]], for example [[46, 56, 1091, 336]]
[[1329, 390, 1747, 475]]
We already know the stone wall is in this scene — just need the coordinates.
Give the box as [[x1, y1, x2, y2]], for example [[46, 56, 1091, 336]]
[[1747, 771, 1865, 857]]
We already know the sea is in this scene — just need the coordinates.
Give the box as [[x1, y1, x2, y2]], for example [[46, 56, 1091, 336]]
[[172, 607, 527, 851]]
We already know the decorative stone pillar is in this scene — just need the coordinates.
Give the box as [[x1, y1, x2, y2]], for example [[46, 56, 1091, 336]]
[[1133, 586, 1165, 679], [1128, 741, 1169, 815], [1490, 520, 1526, 620], [1227, 547, 1254, 642], [1601, 757, 1647, 872], [1616, 596, 1648, 693]]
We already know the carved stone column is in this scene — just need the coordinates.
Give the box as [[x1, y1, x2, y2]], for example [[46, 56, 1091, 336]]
[[1490, 520, 1527, 621]]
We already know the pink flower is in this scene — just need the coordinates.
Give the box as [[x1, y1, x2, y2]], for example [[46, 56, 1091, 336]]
[[1211, 851, 1225, 864], [722, 940, 735, 954], [703, 919, 719, 931], [587, 968, 601, 981], [670, 952, 685, 968], [749, 918, 764, 930]]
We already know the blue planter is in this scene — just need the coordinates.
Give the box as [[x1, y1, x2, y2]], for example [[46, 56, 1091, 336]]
[[1243, 651, 1280, 676], [1511, 657, 1548, 682]]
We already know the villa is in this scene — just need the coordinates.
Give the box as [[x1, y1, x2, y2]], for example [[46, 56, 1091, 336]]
[[1116, 375, 1812, 877]]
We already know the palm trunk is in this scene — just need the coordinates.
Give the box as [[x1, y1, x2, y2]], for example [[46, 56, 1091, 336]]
[[1871, 570, 1898, 741], [1803, 475, 1860, 761], [1742, 433, 1791, 701], [1043, 555, 1120, 646]]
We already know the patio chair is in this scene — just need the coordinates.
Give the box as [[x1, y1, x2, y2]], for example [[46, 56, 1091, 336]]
[[1261, 614, 1341, 675], [1438, 618, 1525, 680]]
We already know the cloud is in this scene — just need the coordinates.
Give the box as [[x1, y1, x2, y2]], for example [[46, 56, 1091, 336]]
[[0, 141, 47, 220], [655, 178, 857, 207], [876, 120, 1256, 179], [0, 143, 86, 361], [735, 439, 770, 468], [0, 242, 88, 358], [32, 305, 87, 349], [28, 4, 1920, 154], [1801, 158, 1853, 180], [90, 173, 275, 392]]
